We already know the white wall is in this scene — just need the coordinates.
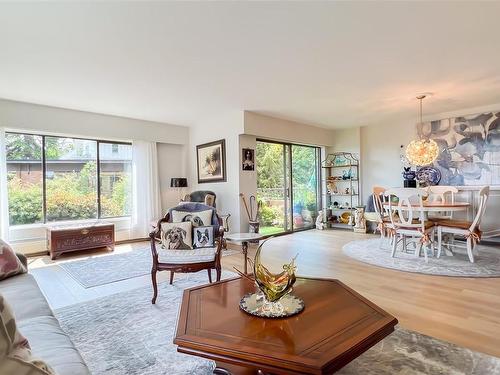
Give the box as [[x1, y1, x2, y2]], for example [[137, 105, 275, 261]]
[[244, 111, 336, 146], [189, 110, 244, 233], [360, 120, 414, 200], [157, 143, 188, 213], [330, 127, 360, 154], [239, 134, 257, 232], [0, 99, 188, 144]]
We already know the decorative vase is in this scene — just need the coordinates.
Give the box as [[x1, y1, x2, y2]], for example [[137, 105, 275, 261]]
[[402, 167, 417, 188], [238, 238, 304, 318]]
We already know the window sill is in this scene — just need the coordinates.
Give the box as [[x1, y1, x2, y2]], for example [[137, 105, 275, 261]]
[[9, 216, 131, 230]]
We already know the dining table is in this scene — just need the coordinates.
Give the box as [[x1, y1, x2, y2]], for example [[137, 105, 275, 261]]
[[382, 201, 470, 218]]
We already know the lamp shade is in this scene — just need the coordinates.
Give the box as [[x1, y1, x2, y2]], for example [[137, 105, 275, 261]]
[[170, 178, 188, 188]]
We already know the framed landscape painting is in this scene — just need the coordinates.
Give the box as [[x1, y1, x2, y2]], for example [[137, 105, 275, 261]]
[[196, 139, 226, 183]]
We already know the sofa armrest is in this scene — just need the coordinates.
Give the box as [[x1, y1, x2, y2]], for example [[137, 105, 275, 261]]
[[16, 253, 28, 269]]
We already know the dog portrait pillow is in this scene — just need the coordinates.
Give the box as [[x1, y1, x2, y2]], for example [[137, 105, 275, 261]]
[[171, 209, 213, 227], [193, 226, 214, 248], [160, 222, 193, 250]]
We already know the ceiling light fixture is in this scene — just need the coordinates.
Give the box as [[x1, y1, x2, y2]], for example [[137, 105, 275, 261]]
[[405, 95, 439, 166]]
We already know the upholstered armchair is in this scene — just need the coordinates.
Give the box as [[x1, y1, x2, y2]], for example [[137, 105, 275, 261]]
[[183, 190, 217, 207], [149, 203, 224, 304]]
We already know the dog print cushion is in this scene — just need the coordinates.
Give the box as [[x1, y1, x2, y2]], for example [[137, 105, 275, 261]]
[[160, 222, 193, 250], [171, 209, 213, 228], [193, 226, 214, 248]]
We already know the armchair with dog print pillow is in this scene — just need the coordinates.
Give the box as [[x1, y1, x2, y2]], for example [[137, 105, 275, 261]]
[[149, 203, 224, 304]]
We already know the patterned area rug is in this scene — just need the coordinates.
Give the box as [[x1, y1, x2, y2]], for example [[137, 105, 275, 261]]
[[54, 271, 500, 375], [343, 238, 500, 277], [59, 246, 240, 288]]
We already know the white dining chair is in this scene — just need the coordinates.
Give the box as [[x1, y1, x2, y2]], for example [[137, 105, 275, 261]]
[[385, 188, 435, 262], [426, 186, 459, 220], [372, 186, 394, 248], [435, 186, 489, 263]]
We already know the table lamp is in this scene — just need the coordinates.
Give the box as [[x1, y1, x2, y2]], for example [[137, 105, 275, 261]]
[[171, 178, 188, 202]]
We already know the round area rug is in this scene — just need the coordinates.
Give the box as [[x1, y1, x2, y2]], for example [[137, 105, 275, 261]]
[[343, 238, 500, 277]]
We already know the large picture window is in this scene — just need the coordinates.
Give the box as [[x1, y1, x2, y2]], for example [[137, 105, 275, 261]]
[[5, 134, 44, 225], [99, 142, 132, 218], [5, 132, 132, 225]]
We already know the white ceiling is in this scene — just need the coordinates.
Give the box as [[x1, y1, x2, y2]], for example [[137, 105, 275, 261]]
[[1, 1, 500, 129]]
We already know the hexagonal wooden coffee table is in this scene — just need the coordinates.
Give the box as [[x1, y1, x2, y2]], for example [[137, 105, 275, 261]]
[[174, 277, 398, 374]]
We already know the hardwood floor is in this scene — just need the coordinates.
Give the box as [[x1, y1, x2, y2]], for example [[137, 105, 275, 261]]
[[28, 230, 500, 358]]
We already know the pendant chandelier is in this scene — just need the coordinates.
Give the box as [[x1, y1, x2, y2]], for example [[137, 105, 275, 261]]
[[405, 95, 439, 166]]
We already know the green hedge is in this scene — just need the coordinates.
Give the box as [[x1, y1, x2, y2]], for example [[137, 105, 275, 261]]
[[8, 172, 130, 225]]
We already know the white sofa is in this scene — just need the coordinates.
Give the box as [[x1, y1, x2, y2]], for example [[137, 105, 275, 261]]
[[0, 254, 90, 375]]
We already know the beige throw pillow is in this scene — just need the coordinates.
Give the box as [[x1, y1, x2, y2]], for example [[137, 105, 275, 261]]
[[171, 209, 213, 227], [0, 294, 56, 375], [160, 222, 193, 250], [0, 240, 27, 281]]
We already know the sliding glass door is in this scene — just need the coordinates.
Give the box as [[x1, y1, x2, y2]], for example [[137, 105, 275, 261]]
[[291, 145, 320, 230], [256, 142, 290, 235], [256, 140, 320, 235]]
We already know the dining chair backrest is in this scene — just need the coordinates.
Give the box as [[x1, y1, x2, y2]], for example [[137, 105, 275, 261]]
[[385, 188, 427, 230], [427, 185, 459, 219], [427, 186, 458, 204], [372, 186, 387, 221], [470, 186, 490, 232]]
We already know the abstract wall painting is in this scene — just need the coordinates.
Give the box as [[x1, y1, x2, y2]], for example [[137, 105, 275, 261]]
[[417, 111, 500, 186]]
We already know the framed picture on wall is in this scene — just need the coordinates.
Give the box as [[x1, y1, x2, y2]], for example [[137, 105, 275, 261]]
[[242, 148, 255, 171], [417, 111, 500, 185], [196, 139, 227, 183]]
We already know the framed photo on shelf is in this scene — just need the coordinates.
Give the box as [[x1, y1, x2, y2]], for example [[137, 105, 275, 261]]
[[196, 139, 227, 183]]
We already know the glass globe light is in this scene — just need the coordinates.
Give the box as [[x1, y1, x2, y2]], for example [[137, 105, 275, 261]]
[[405, 139, 439, 166]]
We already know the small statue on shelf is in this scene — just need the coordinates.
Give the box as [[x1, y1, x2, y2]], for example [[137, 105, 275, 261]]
[[347, 214, 354, 226], [326, 179, 338, 194], [315, 211, 326, 230], [353, 206, 367, 233]]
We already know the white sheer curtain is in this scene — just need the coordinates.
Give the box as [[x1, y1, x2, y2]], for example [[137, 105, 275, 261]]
[[131, 140, 161, 239], [0, 129, 9, 240]]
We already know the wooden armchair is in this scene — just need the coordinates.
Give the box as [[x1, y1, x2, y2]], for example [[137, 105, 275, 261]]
[[183, 190, 217, 207], [149, 204, 224, 304]]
